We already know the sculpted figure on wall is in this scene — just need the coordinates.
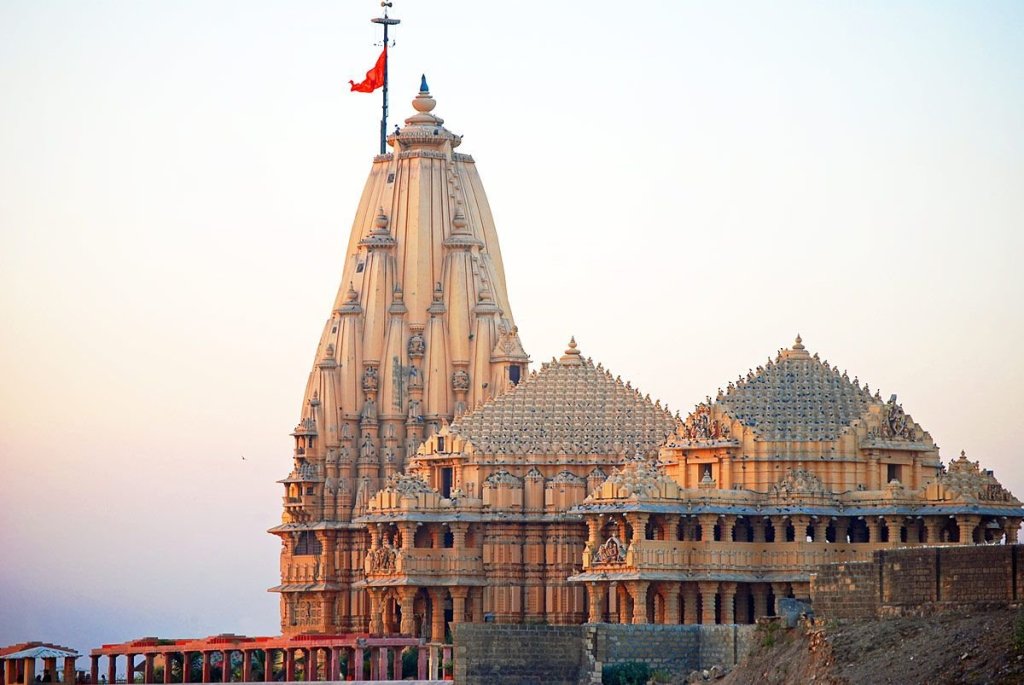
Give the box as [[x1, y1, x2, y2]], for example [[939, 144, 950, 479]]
[[593, 536, 626, 564]]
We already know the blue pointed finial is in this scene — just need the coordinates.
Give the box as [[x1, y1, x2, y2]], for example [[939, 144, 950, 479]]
[[420, 74, 429, 93]]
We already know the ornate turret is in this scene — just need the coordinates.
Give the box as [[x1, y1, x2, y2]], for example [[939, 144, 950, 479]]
[[270, 83, 528, 635]]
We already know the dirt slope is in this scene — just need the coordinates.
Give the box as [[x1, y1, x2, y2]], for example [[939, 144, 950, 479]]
[[721, 609, 1024, 685]]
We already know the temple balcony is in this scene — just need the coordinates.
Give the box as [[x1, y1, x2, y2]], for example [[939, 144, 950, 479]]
[[363, 547, 484, 582], [584, 540, 919, 578]]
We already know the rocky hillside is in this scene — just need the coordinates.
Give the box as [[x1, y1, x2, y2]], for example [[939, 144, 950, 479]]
[[720, 609, 1024, 685]]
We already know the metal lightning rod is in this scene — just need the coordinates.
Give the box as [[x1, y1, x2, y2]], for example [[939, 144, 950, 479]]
[[371, 2, 400, 155]]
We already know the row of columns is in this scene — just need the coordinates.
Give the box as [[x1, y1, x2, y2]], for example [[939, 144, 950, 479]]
[[2, 657, 76, 685], [88, 645, 428, 683], [589, 512, 1017, 546], [367, 585, 480, 641], [586, 580, 805, 626]]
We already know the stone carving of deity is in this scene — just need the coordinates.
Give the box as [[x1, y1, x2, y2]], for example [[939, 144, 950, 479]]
[[451, 369, 470, 391], [362, 366, 379, 392], [407, 333, 426, 358], [593, 536, 626, 564]]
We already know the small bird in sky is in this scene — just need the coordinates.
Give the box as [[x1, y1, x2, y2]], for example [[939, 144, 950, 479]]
[[241, 455, 247, 461]]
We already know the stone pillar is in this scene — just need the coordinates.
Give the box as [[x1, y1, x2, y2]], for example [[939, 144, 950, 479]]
[[662, 584, 681, 624], [884, 516, 903, 545], [1006, 520, 1021, 544], [834, 518, 851, 544], [771, 582, 790, 615], [812, 517, 829, 543], [22, 658, 34, 685], [399, 522, 416, 550], [143, 653, 155, 684], [63, 658, 76, 685], [719, 582, 737, 625], [368, 588, 384, 635], [865, 517, 881, 543], [626, 513, 649, 543], [912, 455, 922, 490], [587, 583, 604, 623], [429, 587, 447, 642], [721, 515, 738, 542], [108, 655, 118, 685], [698, 581, 718, 625], [376, 648, 388, 682], [683, 584, 698, 624], [751, 518, 766, 543], [352, 649, 363, 682], [241, 651, 251, 684], [629, 581, 649, 624], [399, 586, 417, 635], [263, 651, 273, 683], [450, 586, 469, 625], [90, 656, 100, 685], [471, 587, 484, 623], [200, 653, 211, 684], [125, 655, 134, 685], [752, 584, 769, 620], [451, 522, 468, 550], [791, 515, 811, 542], [698, 515, 719, 542], [393, 649, 404, 681], [957, 515, 980, 544], [868, 453, 880, 490], [221, 652, 231, 684], [721, 454, 733, 490], [769, 516, 788, 542], [586, 517, 602, 546], [284, 650, 294, 683], [417, 646, 427, 680], [330, 648, 341, 682], [43, 658, 57, 685]]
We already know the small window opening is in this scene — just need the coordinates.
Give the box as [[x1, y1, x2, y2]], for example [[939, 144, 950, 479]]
[[294, 531, 322, 556], [441, 467, 453, 498], [444, 530, 454, 548], [387, 173, 395, 183], [887, 464, 901, 483], [508, 365, 521, 385], [437, 436, 446, 453], [356, 263, 364, 273]]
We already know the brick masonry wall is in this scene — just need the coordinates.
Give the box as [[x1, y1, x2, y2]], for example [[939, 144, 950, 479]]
[[813, 544, 1024, 620], [454, 623, 755, 685]]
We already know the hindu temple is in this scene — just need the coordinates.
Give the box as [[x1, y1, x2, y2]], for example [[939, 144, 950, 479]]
[[269, 82, 1023, 644]]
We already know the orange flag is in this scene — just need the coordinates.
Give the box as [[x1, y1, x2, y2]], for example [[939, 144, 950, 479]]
[[349, 48, 386, 93]]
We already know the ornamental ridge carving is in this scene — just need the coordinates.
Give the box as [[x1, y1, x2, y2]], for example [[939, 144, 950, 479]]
[[770, 468, 830, 498], [367, 542, 397, 574], [882, 399, 913, 440], [593, 536, 626, 564], [683, 403, 730, 441]]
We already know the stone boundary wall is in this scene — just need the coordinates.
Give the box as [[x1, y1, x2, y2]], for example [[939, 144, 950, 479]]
[[453, 623, 756, 685], [812, 544, 1024, 620]]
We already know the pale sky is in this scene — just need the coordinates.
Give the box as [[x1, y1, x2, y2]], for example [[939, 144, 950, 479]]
[[1, 0, 1022, 659]]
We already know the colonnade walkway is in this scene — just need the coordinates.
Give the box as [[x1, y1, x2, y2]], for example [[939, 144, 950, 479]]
[[89, 635, 451, 683]]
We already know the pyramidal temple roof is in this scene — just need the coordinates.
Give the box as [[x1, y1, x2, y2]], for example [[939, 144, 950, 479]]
[[451, 338, 678, 458], [711, 335, 884, 442]]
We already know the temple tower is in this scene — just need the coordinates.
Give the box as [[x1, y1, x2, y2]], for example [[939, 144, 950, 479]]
[[270, 80, 529, 634]]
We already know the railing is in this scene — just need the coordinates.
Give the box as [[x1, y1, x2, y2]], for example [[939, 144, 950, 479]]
[[587, 540, 894, 575], [365, 548, 484, 578]]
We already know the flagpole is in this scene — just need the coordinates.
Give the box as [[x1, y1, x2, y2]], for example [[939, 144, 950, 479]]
[[371, 2, 400, 155]]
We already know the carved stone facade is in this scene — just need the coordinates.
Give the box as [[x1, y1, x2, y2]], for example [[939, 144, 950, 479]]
[[569, 336, 1023, 626], [272, 83, 1022, 639]]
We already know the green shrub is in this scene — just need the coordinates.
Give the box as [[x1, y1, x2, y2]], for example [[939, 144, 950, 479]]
[[601, 661, 652, 685]]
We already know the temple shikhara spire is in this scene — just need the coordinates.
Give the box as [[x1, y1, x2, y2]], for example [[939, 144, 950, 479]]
[[270, 82, 529, 633]]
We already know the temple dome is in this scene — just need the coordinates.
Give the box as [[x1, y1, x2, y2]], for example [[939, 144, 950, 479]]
[[450, 338, 678, 458]]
